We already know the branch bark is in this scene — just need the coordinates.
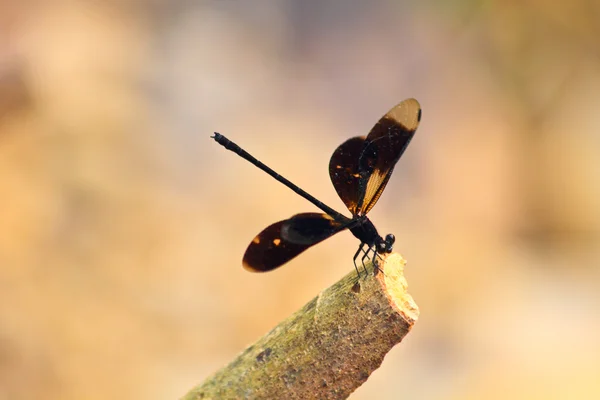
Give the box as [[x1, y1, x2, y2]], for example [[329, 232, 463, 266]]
[[182, 253, 419, 400]]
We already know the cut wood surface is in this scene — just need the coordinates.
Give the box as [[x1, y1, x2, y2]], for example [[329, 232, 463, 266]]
[[182, 253, 419, 400]]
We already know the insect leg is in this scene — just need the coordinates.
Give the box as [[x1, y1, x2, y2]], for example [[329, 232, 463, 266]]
[[360, 245, 373, 276], [352, 243, 366, 278]]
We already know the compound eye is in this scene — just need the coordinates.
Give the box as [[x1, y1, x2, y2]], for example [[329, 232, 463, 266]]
[[385, 234, 395, 245], [384, 234, 395, 252]]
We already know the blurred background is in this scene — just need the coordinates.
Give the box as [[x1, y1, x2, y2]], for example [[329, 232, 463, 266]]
[[1, 0, 599, 399]]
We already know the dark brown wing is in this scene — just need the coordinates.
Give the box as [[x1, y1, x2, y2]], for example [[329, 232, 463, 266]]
[[358, 98, 421, 214], [329, 98, 421, 216], [328, 136, 366, 215], [243, 213, 347, 272]]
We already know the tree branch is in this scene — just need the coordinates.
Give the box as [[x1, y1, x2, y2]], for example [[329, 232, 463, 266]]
[[182, 253, 419, 400]]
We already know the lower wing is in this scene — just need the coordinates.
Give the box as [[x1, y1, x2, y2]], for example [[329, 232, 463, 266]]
[[243, 213, 349, 272]]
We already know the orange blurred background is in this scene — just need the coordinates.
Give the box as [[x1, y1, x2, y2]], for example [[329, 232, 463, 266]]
[[1, 1, 599, 399]]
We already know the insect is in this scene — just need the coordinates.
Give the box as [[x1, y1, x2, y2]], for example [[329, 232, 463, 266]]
[[212, 98, 421, 275]]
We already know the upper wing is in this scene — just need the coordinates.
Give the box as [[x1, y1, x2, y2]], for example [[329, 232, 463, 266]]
[[328, 136, 366, 215], [328, 98, 421, 215], [243, 213, 348, 272]]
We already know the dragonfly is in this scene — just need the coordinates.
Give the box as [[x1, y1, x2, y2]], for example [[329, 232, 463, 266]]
[[212, 98, 421, 275]]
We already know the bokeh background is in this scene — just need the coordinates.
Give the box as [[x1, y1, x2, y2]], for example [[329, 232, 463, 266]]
[[1, 1, 599, 399]]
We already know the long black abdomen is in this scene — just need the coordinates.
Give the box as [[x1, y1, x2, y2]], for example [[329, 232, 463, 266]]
[[211, 133, 345, 220]]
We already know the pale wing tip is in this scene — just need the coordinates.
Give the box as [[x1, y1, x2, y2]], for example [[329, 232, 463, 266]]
[[387, 98, 422, 131], [403, 97, 420, 105]]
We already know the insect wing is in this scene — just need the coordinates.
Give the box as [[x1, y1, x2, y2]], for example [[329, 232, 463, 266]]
[[328, 99, 421, 215], [243, 213, 346, 272], [328, 136, 367, 215], [358, 98, 421, 214], [281, 212, 348, 245]]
